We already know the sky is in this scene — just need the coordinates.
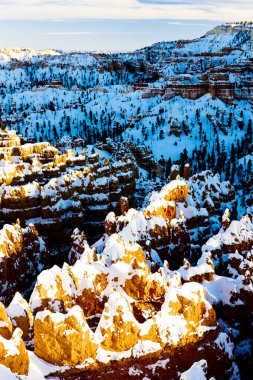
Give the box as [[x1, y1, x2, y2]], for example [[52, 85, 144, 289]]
[[0, 0, 252, 52]]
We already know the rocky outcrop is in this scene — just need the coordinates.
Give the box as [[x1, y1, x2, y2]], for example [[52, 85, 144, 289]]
[[178, 252, 214, 283], [102, 179, 189, 268], [168, 117, 182, 137], [203, 214, 253, 280], [96, 139, 163, 178], [29, 264, 76, 314], [181, 170, 236, 249], [201, 213, 253, 377], [7, 292, 33, 341], [34, 306, 97, 366], [0, 24, 252, 378], [0, 328, 29, 376], [0, 129, 137, 243], [0, 221, 48, 304], [0, 301, 29, 376], [136, 57, 253, 106], [187, 171, 235, 218], [0, 173, 240, 378], [28, 237, 237, 379], [96, 292, 140, 352], [29, 242, 221, 372], [0, 302, 13, 339]]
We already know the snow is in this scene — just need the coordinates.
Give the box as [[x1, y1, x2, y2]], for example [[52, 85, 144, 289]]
[[3, 182, 40, 200], [101, 233, 141, 265], [132, 340, 162, 358], [154, 283, 213, 345], [180, 360, 207, 380], [0, 364, 20, 379], [203, 215, 253, 253], [146, 359, 170, 374], [0, 328, 22, 358], [202, 275, 245, 306], [6, 292, 27, 320], [128, 366, 143, 377], [222, 219, 253, 245], [36, 305, 82, 323], [214, 332, 234, 359], [96, 346, 132, 364], [27, 351, 69, 380], [178, 252, 214, 282], [95, 291, 138, 344], [0, 48, 60, 64]]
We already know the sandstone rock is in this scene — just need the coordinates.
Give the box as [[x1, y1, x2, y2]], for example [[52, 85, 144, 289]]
[[29, 264, 76, 314], [120, 196, 129, 215], [0, 129, 20, 148], [222, 208, 231, 231], [104, 211, 117, 235], [144, 199, 176, 220], [160, 180, 188, 202], [0, 221, 48, 304], [0, 328, 29, 375], [178, 252, 214, 283], [75, 262, 108, 317], [95, 292, 140, 352], [168, 117, 182, 137], [7, 292, 33, 341], [0, 222, 23, 263], [170, 165, 180, 180], [187, 171, 235, 217], [153, 282, 216, 347], [0, 302, 13, 339], [34, 305, 97, 366], [68, 228, 90, 265]]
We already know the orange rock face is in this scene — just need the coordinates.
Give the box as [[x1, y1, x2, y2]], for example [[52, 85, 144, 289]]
[[29, 264, 76, 314], [76, 267, 108, 317], [0, 302, 13, 339], [0, 328, 29, 375], [34, 306, 97, 366], [96, 292, 140, 352]]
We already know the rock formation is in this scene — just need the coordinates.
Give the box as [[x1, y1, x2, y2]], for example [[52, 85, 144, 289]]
[[11, 175, 239, 379], [34, 305, 97, 366], [7, 292, 33, 342], [0, 220, 48, 304], [0, 129, 137, 243], [0, 301, 29, 376]]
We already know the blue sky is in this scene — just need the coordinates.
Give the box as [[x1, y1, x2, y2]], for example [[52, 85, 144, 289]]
[[0, 1, 251, 51]]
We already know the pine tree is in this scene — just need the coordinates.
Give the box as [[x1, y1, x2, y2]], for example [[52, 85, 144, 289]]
[[159, 129, 165, 139]]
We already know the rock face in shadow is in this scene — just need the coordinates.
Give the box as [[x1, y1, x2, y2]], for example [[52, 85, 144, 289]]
[[0, 220, 48, 304], [202, 214, 253, 366]]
